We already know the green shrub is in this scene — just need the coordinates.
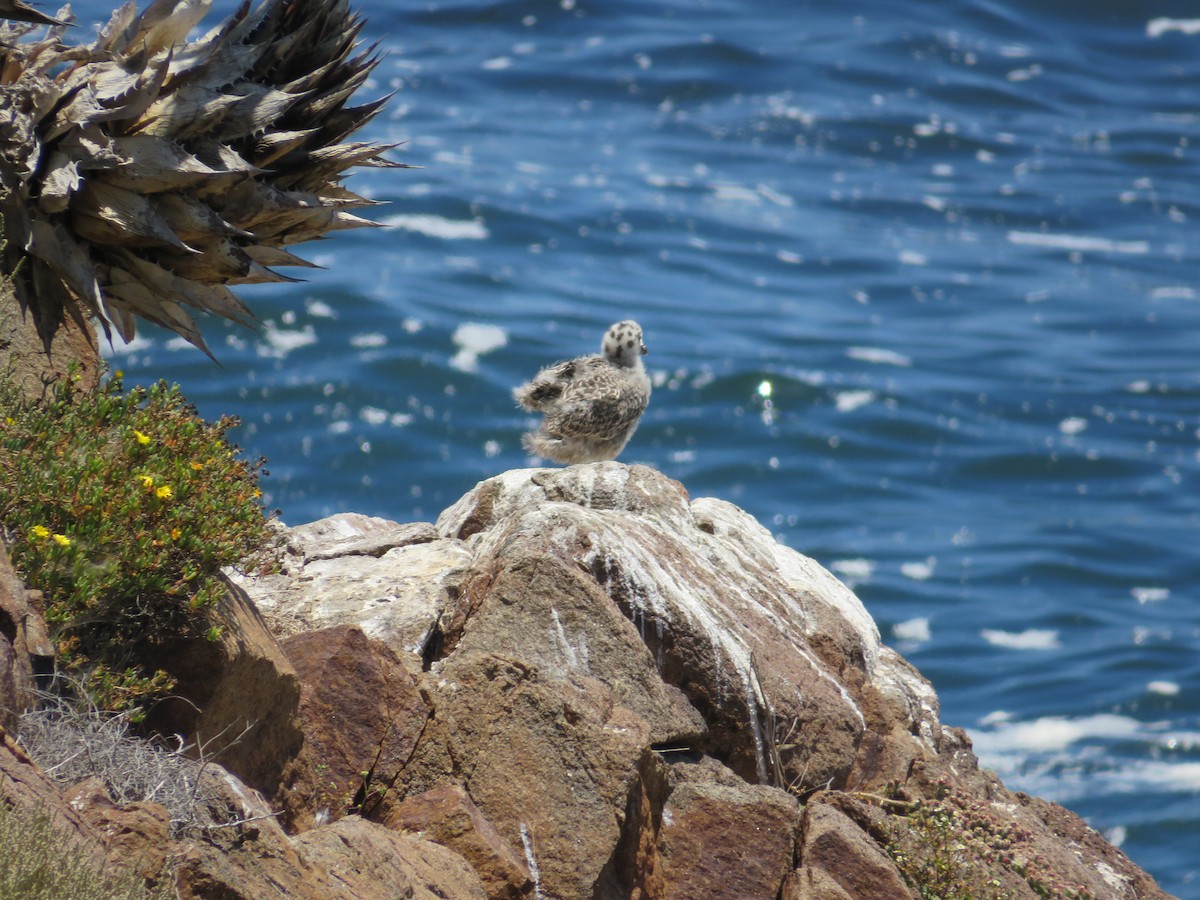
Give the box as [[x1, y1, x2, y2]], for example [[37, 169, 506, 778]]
[[0, 367, 279, 715], [0, 802, 157, 900]]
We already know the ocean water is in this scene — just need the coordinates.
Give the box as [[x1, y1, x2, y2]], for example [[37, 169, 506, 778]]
[[61, 0, 1200, 892]]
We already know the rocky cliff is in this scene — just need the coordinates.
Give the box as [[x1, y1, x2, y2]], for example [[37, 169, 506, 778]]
[[0, 463, 1172, 898]]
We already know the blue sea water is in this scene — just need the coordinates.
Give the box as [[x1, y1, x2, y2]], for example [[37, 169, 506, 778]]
[[64, 0, 1200, 891]]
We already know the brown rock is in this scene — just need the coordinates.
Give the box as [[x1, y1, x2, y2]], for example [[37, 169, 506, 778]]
[[794, 795, 911, 900], [140, 575, 302, 796], [227, 464, 1171, 898], [295, 815, 488, 900], [62, 777, 172, 884], [654, 775, 800, 900], [781, 866, 855, 900], [434, 465, 909, 792], [404, 651, 650, 900], [384, 784, 532, 900], [277, 624, 430, 832], [174, 765, 485, 899], [0, 541, 54, 731], [443, 552, 706, 746], [0, 724, 105, 866]]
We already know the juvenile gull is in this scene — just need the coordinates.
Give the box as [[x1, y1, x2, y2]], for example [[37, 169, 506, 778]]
[[514, 320, 651, 464]]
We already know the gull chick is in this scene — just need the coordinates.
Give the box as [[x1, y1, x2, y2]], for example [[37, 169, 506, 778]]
[[514, 320, 651, 464]]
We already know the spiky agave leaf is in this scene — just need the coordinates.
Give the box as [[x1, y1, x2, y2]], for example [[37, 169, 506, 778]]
[[0, 0, 404, 356]]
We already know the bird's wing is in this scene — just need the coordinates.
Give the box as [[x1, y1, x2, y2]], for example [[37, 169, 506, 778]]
[[514, 358, 579, 410], [545, 363, 648, 441]]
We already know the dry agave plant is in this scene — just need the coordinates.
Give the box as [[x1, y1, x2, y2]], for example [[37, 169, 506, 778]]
[[0, 0, 402, 356]]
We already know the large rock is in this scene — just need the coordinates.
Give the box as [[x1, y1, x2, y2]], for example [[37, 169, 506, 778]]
[[167, 758, 486, 899], [653, 768, 800, 899], [434, 465, 930, 792], [140, 575, 302, 796], [402, 651, 651, 899], [384, 784, 532, 900], [62, 778, 173, 885], [233, 463, 1170, 899], [788, 794, 911, 900], [277, 624, 429, 832]]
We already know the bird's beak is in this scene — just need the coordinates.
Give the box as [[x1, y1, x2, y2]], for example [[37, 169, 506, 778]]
[[640, 341, 648, 355]]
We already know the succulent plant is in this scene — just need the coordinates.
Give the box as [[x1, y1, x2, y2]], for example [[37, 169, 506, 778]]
[[0, 0, 401, 356]]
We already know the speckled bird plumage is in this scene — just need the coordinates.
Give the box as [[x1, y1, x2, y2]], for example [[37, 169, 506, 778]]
[[514, 320, 651, 464]]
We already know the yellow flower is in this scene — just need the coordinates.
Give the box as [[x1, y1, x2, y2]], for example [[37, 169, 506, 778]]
[[138, 474, 154, 489], [252, 488, 263, 499], [31, 525, 50, 539], [156, 485, 173, 500], [133, 429, 151, 445], [52, 534, 71, 547], [4, 417, 14, 426], [170, 528, 182, 540], [190, 461, 205, 471]]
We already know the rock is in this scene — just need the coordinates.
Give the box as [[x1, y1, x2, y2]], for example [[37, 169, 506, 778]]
[[0, 541, 54, 731], [790, 794, 911, 900], [287, 514, 439, 562], [175, 765, 486, 900], [62, 778, 172, 884], [434, 464, 928, 793], [230, 512, 470, 658], [653, 774, 800, 899], [277, 624, 429, 833], [437, 552, 705, 746], [229, 463, 1170, 899], [139, 575, 302, 796], [782, 867, 855, 900], [0, 724, 106, 867], [384, 784, 532, 900], [404, 651, 650, 899], [294, 816, 488, 900]]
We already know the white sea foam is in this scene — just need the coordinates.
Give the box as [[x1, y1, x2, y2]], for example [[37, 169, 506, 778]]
[[1132, 586, 1170, 604], [900, 558, 936, 581], [975, 712, 1200, 801], [359, 407, 413, 428], [259, 321, 317, 358], [350, 332, 388, 348], [450, 322, 508, 372], [711, 183, 762, 205], [972, 713, 1141, 754], [834, 390, 875, 412], [103, 332, 155, 356], [1147, 681, 1180, 696], [1146, 17, 1200, 38], [382, 214, 490, 240], [1007, 230, 1149, 255], [893, 617, 931, 644], [1149, 285, 1198, 300], [1058, 416, 1088, 435], [980, 628, 1061, 650], [829, 558, 875, 585], [845, 346, 912, 367]]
